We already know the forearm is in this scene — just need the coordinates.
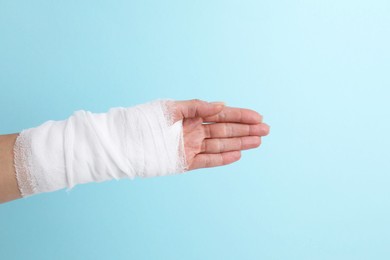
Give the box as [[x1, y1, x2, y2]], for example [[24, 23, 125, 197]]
[[0, 133, 22, 203]]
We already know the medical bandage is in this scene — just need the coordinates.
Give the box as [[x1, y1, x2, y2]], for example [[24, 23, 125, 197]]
[[13, 99, 187, 197]]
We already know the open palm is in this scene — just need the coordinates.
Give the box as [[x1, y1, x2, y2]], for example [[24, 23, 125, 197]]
[[172, 99, 270, 171]]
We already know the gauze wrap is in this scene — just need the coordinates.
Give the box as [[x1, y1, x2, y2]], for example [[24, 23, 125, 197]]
[[13, 99, 187, 197]]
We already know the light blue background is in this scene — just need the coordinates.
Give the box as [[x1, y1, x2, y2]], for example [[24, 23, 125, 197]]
[[1, 1, 389, 259]]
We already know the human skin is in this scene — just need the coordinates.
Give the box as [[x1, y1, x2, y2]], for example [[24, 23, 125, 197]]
[[0, 99, 270, 203]]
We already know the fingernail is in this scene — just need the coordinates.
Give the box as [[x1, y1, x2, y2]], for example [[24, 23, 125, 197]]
[[210, 101, 226, 106]]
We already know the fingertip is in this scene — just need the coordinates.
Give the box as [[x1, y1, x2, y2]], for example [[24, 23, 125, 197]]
[[242, 108, 264, 124], [221, 151, 241, 166], [253, 136, 262, 148], [262, 123, 270, 136], [256, 113, 263, 124], [230, 150, 242, 162], [235, 150, 242, 160]]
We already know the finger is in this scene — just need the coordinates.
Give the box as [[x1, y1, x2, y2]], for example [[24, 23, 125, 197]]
[[201, 136, 261, 154], [203, 106, 263, 124], [173, 99, 225, 122], [203, 123, 270, 138], [189, 151, 241, 170]]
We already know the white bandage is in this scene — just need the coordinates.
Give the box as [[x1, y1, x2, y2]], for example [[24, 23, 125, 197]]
[[13, 99, 187, 197]]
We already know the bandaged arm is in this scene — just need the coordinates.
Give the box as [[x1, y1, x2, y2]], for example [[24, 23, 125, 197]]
[[1, 98, 268, 203], [11, 99, 187, 197]]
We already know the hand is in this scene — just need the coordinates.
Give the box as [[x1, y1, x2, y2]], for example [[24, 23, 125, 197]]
[[172, 99, 270, 171]]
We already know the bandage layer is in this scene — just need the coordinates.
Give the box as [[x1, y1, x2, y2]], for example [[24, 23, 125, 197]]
[[13, 99, 187, 197]]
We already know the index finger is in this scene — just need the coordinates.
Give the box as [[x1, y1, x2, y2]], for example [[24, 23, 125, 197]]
[[203, 107, 263, 124]]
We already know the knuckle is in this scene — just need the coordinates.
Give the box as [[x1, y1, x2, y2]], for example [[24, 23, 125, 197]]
[[251, 124, 260, 135], [225, 124, 231, 137], [219, 139, 224, 152], [238, 138, 243, 149]]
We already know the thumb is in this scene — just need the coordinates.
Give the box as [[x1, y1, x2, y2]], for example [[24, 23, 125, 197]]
[[172, 99, 225, 122]]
